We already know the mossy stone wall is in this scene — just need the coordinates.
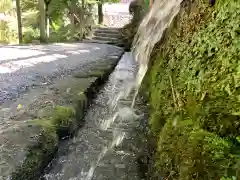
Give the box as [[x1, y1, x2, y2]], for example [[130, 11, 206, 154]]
[[141, 0, 240, 179], [121, 0, 147, 51]]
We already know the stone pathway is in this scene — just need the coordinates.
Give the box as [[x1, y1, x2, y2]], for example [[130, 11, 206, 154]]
[[84, 27, 124, 47], [0, 42, 124, 180]]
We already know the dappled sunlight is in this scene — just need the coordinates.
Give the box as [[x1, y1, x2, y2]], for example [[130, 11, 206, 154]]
[[0, 43, 107, 74], [0, 66, 13, 74], [0, 41, 124, 179], [0, 54, 67, 74], [0, 47, 46, 61], [3, 43, 102, 53], [53, 43, 79, 47], [51, 43, 102, 51], [66, 49, 90, 55]]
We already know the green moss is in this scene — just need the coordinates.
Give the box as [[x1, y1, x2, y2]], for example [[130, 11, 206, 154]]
[[157, 119, 237, 180], [51, 106, 75, 137], [27, 106, 75, 137], [11, 128, 58, 180], [12, 104, 84, 179], [145, 0, 240, 136], [149, 111, 166, 135], [171, 0, 240, 137], [142, 0, 240, 179]]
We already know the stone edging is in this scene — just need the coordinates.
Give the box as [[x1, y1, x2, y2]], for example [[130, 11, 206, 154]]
[[10, 51, 124, 180]]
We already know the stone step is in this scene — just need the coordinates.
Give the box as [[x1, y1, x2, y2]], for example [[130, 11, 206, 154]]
[[98, 27, 121, 31], [82, 39, 124, 47], [94, 31, 121, 38], [94, 28, 121, 35], [92, 35, 120, 42], [82, 39, 114, 45], [83, 27, 124, 47]]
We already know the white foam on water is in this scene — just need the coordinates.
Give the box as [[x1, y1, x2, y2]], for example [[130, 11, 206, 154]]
[[132, 0, 183, 106]]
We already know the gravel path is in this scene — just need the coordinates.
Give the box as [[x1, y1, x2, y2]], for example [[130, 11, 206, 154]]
[[0, 43, 122, 104]]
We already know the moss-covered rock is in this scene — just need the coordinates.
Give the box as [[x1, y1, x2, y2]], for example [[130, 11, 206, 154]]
[[11, 106, 75, 180], [141, 0, 240, 179], [11, 128, 58, 180]]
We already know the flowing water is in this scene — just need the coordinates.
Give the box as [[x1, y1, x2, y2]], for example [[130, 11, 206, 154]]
[[43, 52, 146, 180], [132, 0, 183, 107], [43, 0, 183, 179]]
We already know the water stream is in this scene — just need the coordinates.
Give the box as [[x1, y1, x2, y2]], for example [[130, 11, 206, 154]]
[[43, 52, 146, 180], [43, 0, 183, 179], [132, 0, 183, 107]]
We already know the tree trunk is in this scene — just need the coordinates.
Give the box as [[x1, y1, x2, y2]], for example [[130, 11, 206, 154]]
[[69, 0, 78, 40], [44, 0, 52, 38], [70, 0, 77, 28], [16, 0, 22, 43], [82, 0, 85, 9], [98, 2, 103, 25], [45, 4, 49, 38], [38, 0, 47, 42]]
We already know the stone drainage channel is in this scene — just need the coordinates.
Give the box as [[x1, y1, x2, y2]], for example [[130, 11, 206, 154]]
[[40, 52, 148, 180], [0, 44, 145, 180], [0, 48, 149, 179]]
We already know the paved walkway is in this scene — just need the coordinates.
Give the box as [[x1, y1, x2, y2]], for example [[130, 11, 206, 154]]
[[0, 42, 124, 179], [0, 43, 121, 104]]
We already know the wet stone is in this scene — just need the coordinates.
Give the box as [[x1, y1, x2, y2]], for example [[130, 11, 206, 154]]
[[42, 52, 146, 180]]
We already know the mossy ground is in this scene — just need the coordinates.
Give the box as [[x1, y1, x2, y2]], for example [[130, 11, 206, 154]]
[[141, 0, 240, 179]]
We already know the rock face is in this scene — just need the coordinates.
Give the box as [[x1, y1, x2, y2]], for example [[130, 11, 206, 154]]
[[0, 43, 124, 180]]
